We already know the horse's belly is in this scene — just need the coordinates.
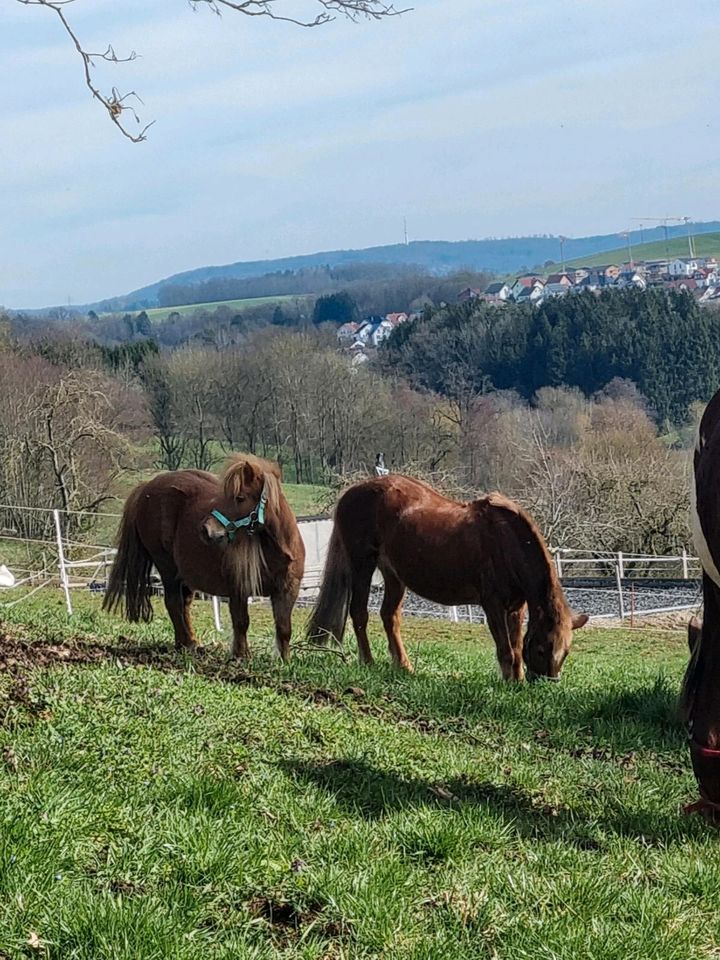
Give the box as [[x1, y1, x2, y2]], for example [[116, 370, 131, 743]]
[[382, 555, 479, 606], [173, 542, 233, 597]]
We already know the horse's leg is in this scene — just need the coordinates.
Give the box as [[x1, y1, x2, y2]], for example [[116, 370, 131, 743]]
[[182, 585, 199, 648], [485, 603, 524, 681], [380, 567, 412, 672], [507, 606, 525, 680], [349, 559, 376, 666], [228, 595, 251, 659], [162, 577, 197, 650], [270, 587, 295, 662]]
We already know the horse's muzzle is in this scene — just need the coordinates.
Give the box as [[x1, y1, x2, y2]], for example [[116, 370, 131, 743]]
[[202, 520, 225, 544]]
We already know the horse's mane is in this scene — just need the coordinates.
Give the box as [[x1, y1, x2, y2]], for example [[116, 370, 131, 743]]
[[221, 454, 282, 514], [218, 455, 286, 598], [483, 492, 568, 620]]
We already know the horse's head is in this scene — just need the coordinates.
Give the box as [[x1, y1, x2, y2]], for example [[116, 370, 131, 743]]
[[202, 455, 280, 545], [524, 609, 588, 681]]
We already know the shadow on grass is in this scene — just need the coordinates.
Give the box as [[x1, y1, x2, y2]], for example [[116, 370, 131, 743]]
[[280, 756, 705, 846]]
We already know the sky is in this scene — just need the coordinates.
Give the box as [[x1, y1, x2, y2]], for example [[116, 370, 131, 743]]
[[2, 0, 720, 307]]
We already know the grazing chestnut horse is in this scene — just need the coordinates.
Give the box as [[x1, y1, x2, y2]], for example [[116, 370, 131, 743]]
[[103, 455, 305, 659], [306, 475, 587, 680], [681, 386, 720, 816]]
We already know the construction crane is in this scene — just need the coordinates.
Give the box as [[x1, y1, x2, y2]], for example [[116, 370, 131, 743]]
[[631, 217, 695, 260]]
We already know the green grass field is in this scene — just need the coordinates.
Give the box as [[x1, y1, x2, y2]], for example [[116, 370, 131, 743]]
[[120, 295, 312, 325], [560, 232, 720, 272], [0, 591, 714, 960]]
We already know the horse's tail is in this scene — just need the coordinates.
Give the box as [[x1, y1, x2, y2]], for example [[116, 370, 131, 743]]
[[306, 522, 352, 645], [102, 486, 154, 622]]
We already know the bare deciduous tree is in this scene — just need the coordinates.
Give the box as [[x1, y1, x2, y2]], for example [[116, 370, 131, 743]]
[[0, 351, 140, 538], [16, 0, 406, 141]]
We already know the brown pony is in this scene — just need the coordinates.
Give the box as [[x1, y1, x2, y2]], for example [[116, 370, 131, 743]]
[[103, 455, 305, 659], [306, 474, 587, 679], [681, 386, 720, 816]]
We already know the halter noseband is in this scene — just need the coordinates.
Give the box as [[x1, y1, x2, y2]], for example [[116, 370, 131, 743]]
[[211, 481, 268, 542], [689, 734, 720, 760]]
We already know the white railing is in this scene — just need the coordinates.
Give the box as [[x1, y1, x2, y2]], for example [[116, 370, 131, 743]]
[[0, 503, 703, 626], [553, 548, 700, 581]]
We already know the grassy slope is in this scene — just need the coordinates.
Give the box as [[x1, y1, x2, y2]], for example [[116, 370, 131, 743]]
[[115, 295, 311, 325], [106, 469, 325, 528], [0, 593, 714, 960], [561, 232, 720, 271]]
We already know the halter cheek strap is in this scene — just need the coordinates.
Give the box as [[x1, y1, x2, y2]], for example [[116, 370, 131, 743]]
[[211, 482, 268, 542]]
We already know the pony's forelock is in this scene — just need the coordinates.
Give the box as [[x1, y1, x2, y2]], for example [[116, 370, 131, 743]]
[[222, 454, 281, 509]]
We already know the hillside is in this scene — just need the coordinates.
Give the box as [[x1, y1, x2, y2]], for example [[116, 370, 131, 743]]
[[139, 294, 310, 324], [78, 221, 720, 313], [561, 231, 720, 271]]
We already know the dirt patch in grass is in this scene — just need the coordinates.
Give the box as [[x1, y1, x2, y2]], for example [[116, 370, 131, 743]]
[[0, 626, 484, 743]]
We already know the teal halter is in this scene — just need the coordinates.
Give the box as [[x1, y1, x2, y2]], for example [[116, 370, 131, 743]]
[[211, 482, 268, 542]]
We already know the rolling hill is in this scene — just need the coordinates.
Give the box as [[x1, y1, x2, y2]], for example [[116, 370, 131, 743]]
[[561, 231, 720, 271], [78, 221, 720, 314]]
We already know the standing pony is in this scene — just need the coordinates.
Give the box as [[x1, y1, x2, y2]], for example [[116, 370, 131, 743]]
[[103, 455, 305, 659], [307, 475, 587, 680], [681, 387, 720, 815]]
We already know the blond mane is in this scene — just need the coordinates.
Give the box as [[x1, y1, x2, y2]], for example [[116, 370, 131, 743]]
[[219, 455, 284, 598]]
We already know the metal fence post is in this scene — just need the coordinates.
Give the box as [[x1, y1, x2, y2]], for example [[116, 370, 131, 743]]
[[615, 562, 625, 620], [450, 606, 459, 623], [682, 548, 689, 580], [617, 551, 625, 580], [212, 596, 222, 632], [53, 509, 73, 616], [555, 549, 563, 579]]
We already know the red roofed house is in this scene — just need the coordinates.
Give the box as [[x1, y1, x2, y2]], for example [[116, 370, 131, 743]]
[[337, 322, 360, 345]]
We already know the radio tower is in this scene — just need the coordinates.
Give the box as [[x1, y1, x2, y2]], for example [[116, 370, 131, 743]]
[[403, 217, 409, 246]]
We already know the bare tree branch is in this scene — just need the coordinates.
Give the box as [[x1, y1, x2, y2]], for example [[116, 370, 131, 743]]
[[15, 0, 153, 142], [15, 0, 408, 140]]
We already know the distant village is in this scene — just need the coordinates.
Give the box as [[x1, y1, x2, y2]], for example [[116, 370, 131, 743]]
[[338, 254, 720, 364], [459, 253, 720, 307]]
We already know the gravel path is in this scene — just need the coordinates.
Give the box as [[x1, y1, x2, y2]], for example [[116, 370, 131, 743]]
[[357, 578, 703, 624]]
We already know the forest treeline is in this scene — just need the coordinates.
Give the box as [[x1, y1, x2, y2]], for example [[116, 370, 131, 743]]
[[0, 285, 713, 553], [380, 287, 720, 425]]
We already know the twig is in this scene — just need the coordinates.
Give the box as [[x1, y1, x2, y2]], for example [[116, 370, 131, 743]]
[[16, 0, 153, 142], [292, 640, 349, 660], [16, 0, 409, 140]]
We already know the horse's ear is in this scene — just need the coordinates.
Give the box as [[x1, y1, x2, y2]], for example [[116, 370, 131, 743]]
[[689, 616, 703, 652], [242, 460, 259, 490], [572, 612, 589, 630]]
